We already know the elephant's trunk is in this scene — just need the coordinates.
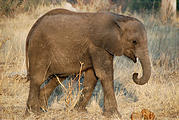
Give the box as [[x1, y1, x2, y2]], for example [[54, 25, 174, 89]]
[[133, 50, 151, 85]]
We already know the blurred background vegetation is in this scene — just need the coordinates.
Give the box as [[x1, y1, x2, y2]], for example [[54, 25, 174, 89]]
[[128, 0, 161, 12], [0, 0, 178, 17]]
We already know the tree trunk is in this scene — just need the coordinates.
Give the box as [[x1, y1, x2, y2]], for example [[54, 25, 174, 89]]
[[161, 0, 176, 22]]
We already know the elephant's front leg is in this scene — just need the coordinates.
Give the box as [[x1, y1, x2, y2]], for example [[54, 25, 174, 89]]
[[89, 46, 121, 118], [74, 68, 97, 111]]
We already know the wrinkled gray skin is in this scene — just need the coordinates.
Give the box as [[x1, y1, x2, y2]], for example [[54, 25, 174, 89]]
[[25, 8, 151, 118]]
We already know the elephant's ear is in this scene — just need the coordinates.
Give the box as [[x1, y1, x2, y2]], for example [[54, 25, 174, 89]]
[[106, 19, 124, 56], [103, 19, 124, 56], [114, 20, 121, 29], [114, 20, 123, 34]]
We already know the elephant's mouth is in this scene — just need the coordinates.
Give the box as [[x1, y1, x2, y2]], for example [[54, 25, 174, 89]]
[[124, 51, 137, 63], [128, 55, 137, 63]]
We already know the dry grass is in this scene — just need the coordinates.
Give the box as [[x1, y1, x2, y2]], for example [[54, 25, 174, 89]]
[[0, 1, 179, 120]]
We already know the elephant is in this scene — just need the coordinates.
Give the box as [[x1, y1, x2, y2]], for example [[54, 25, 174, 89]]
[[25, 8, 151, 118]]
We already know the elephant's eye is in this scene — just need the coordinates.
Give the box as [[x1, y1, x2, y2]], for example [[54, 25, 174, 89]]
[[132, 40, 137, 45]]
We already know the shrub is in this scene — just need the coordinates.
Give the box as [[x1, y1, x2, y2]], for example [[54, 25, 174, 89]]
[[128, 0, 161, 13], [0, 0, 22, 17], [0, 0, 54, 17]]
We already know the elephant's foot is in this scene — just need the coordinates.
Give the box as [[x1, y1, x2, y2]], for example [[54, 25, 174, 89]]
[[25, 102, 46, 117], [74, 104, 88, 113], [103, 108, 122, 118], [38, 96, 48, 112], [24, 107, 47, 119], [24, 108, 31, 118]]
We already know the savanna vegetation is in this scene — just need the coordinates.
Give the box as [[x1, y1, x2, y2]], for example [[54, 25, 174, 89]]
[[0, 0, 179, 120]]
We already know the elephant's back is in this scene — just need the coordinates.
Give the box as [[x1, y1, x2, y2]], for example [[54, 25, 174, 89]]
[[26, 9, 114, 59], [26, 9, 77, 49]]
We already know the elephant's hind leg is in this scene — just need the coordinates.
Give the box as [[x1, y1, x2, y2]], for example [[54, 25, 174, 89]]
[[39, 76, 65, 111], [75, 68, 97, 111], [25, 61, 50, 116], [26, 74, 46, 116]]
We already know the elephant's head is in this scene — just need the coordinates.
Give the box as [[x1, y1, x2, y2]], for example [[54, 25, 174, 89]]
[[114, 16, 151, 85]]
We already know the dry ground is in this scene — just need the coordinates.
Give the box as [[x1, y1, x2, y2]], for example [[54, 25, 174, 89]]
[[0, 2, 179, 120]]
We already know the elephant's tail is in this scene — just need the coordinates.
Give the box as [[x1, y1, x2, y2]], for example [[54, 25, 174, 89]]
[[25, 39, 30, 82], [25, 11, 47, 82]]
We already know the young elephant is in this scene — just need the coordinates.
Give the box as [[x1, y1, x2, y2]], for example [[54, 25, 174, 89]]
[[25, 8, 151, 118]]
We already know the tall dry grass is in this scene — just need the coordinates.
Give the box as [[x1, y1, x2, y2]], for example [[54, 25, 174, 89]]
[[0, 1, 179, 120]]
